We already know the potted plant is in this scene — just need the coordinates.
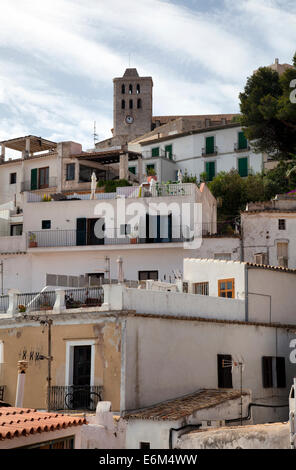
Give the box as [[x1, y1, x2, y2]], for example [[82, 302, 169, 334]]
[[41, 194, 51, 202], [128, 224, 139, 244], [147, 168, 157, 183], [18, 305, 26, 313], [29, 232, 38, 248]]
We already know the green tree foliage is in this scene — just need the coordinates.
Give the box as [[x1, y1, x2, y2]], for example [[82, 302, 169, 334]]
[[208, 165, 296, 219], [239, 53, 296, 160]]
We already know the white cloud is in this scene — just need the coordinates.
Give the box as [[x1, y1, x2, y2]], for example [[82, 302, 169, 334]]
[[0, 0, 295, 148]]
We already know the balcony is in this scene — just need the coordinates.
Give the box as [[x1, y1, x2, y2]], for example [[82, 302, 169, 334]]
[[27, 225, 201, 249], [234, 142, 250, 152], [202, 146, 218, 156], [21, 176, 58, 192], [48, 385, 103, 411]]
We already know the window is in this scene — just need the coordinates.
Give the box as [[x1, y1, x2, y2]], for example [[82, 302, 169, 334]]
[[10, 173, 17, 184], [121, 99, 125, 110], [165, 144, 173, 159], [129, 84, 133, 94], [238, 157, 248, 177], [262, 357, 286, 388], [193, 282, 209, 295], [129, 166, 136, 175], [277, 242, 288, 267], [140, 442, 150, 449], [151, 147, 159, 157], [218, 278, 235, 298], [120, 224, 131, 236], [136, 84, 140, 94], [42, 220, 51, 230], [138, 271, 158, 281], [121, 84, 125, 94], [278, 219, 286, 230], [205, 136, 215, 154], [205, 161, 216, 181], [217, 354, 233, 388], [238, 131, 248, 150], [66, 163, 75, 181], [10, 224, 23, 236], [129, 99, 133, 109], [38, 167, 49, 188], [137, 98, 142, 109], [146, 164, 155, 174]]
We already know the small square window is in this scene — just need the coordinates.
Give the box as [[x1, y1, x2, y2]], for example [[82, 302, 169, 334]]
[[278, 219, 286, 230], [42, 220, 51, 230], [10, 173, 17, 184], [140, 442, 150, 449]]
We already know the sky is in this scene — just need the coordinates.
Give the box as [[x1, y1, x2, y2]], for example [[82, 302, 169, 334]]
[[0, 0, 295, 154]]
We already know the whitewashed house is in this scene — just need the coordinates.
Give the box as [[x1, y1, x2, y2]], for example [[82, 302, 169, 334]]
[[241, 195, 296, 269], [128, 123, 263, 182], [183, 257, 296, 324]]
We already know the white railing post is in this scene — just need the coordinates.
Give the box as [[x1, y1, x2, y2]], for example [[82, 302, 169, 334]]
[[7, 289, 20, 316], [53, 289, 66, 313]]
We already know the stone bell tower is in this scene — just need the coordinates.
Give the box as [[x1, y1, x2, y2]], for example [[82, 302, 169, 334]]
[[113, 68, 153, 142]]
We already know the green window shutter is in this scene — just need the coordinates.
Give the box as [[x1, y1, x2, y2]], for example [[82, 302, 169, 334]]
[[205, 136, 215, 154], [206, 161, 215, 181], [151, 147, 159, 157], [238, 157, 248, 177], [30, 168, 38, 190], [238, 132, 248, 150], [76, 218, 87, 246], [164, 144, 173, 159], [129, 166, 136, 175]]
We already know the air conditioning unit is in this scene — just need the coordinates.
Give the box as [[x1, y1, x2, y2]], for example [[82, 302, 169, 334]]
[[201, 420, 225, 429], [278, 256, 288, 268]]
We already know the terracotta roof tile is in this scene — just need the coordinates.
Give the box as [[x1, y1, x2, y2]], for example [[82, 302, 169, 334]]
[[123, 389, 249, 421], [0, 407, 87, 441]]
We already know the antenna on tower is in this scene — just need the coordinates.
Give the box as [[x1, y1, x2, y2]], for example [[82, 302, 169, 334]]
[[93, 121, 99, 146]]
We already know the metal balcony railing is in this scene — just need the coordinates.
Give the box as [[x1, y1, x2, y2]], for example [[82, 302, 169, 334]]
[[48, 385, 103, 411], [64, 287, 104, 308], [202, 146, 218, 156], [27, 225, 211, 248], [0, 295, 9, 313], [234, 142, 250, 151], [21, 177, 57, 192]]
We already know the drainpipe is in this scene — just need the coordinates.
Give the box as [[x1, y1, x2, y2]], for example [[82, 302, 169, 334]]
[[244, 264, 249, 322], [117, 256, 124, 284], [15, 360, 28, 407]]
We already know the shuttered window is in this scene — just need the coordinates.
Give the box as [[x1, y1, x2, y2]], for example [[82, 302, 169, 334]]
[[205, 136, 215, 154], [205, 161, 216, 181], [129, 166, 136, 175], [238, 157, 248, 177], [31, 168, 38, 190], [262, 356, 286, 388], [151, 147, 159, 157], [238, 131, 248, 150], [217, 354, 233, 388], [76, 218, 87, 246], [164, 144, 173, 159]]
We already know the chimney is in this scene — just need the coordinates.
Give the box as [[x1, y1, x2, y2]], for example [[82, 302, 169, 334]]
[[15, 360, 28, 408]]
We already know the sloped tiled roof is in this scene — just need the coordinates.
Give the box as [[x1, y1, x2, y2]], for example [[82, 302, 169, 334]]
[[123, 389, 249, 421], [0, 407, 86, 440]]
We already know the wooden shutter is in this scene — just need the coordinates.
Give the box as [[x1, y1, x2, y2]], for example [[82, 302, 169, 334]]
[[276, 357, 286, 388], [238, 131, 248, 150], [31, 168, 38, 190], [165, 144, 172, 159], [206, 136, 215, 154], [76, 218, 87, 246], [262, 356, 273, 388], [206, 161, 215, 181], [238, 157, 248, 177], [151, 147, 159, 157]]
